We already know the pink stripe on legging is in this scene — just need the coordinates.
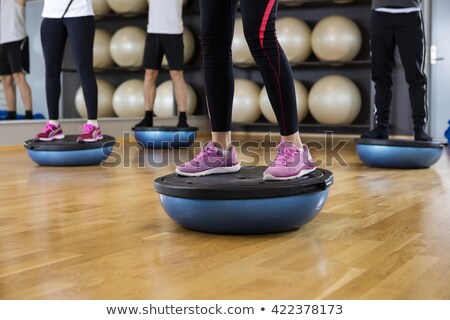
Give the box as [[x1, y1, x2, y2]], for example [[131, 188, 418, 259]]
[[259, 0, 276, 48]]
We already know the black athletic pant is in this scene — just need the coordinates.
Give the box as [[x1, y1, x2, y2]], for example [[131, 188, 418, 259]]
[[371, 10, 428, 130], [200, 0, 298, 136], [41, 16, 97, 120]]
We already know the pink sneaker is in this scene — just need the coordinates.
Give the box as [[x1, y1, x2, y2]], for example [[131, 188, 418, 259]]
[[176, 142, 241, 177], [263, 142, 316, 181], [34, 122, 65, 141], [77, 124, 103, 142]]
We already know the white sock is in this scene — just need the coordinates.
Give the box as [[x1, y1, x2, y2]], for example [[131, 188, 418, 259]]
[[48, 120, 59, 126], [87, 120, 98, 127]]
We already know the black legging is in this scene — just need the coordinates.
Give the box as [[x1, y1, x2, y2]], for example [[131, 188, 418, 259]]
[[41, 16, 97, 120], [200, 0, 298, 136], [371, 10, 428, 130]]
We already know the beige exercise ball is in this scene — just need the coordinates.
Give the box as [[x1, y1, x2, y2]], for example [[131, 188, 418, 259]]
[[110, 26, 146, 67], [232, 79, 261, 123], [162, 27, 195, 67], [311, 15, 362, 61], [308, 75, 361, 125], [276, 17, 311, 63], [154, 80, 197, 117], [112, 79, 145, 118], [93, 29, 113, 68], [75, 79, 116, 118], [232, 18, 255, 67], [92, 0, 110, 16], [107, 0, 147, 14], [260, 80, 308, 124]]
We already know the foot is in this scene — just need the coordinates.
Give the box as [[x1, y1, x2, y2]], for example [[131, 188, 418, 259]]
[[77, 124, 103, 142], [176, 142, 241, 177], [25, 111, 33, 120], [263, 142, 316, 181], [34, 122, 65, 141], [6, 112, 17, 120], [176, 120, 189, 128], [134, 118, 153, 128], [361, 126, 389, 140], [415, 129, 433, 142]]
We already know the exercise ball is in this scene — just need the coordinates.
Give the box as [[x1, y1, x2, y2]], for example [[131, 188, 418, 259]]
[[154, 80, 197, 117], [276, 17, 311, 63], [308, 75, 361, 125], [110, 26, 146, 67], [232, 79, 261, 123], [232, 18, 255, 67], [106, 0, 147, 14], [93, 29, 113, 68], [112, 79, 145, 118], [162, 27, 195, 67], [92, 0, 110, 16], [311, 15, 361, 61], [75, 79, 116, 118], [260, 80, 308, 124]]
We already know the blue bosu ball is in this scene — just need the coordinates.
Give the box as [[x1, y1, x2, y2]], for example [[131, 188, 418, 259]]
[[24, 135, 116, 166], [154, 167, 333, 234], [355, 138, 444, 169], [133, 126, 198, 148]]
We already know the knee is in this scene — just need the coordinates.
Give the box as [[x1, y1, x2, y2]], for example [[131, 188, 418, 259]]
[[243, 26, 274, 58], [200, 33, 232, 59], [169, 70, 184, 81], [12, 73, 26, 86], [77, 65, 95, 80], [144, 69, 158, 84], [1, 75, 14, 88]]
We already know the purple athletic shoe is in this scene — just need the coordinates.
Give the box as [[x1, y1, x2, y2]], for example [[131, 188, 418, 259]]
[[34, 122, 65, 141], [263, 142, 316, 181], [176, 142, 241, 177]]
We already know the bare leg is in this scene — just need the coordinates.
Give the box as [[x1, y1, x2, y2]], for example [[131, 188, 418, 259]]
[[211, 131, 232, 150], [12, 72, 32, 112], [281, 132, 302, 148], [1, 75, 16, 112], [169, 70, 187, 113], [144, 69, 158, 111]]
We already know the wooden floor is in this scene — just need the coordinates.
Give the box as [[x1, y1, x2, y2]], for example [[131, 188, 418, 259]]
[[0, 133, 449, 300]]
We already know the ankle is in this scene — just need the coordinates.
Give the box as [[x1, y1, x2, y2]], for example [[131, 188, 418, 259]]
[[25, 110, 33, 119], [87, 120, 99, 127]]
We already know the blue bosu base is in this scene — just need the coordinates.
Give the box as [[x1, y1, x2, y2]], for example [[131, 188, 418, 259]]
[[133, 126, 198, 148], [355, 138, 444, 169], [24, 135, 116, 166], [154, 167, 333, 235]]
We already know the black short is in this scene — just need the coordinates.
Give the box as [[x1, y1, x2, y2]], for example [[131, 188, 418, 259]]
[[0, 37, 30, 76], [143, 33, 184, 70]]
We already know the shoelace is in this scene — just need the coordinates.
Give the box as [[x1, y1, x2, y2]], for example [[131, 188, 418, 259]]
[[79, 124, 95, 134], [41, 123, 56, 134], [193, 146, 221, 163], [273, 147, 299, 166]]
